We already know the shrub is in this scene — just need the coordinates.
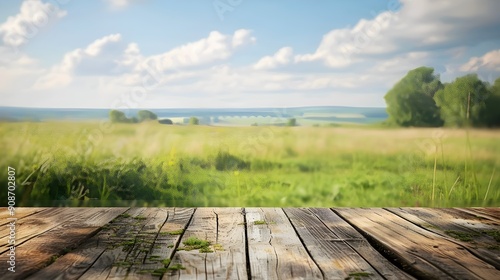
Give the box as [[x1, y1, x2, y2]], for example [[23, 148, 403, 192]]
[[214, 151, 249, 171], [286, 118, 297, 126], [189, 117, 199, 125], [158, 119, 173, 125]]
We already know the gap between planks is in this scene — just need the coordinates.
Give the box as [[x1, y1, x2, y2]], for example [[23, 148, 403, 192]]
[[4, 207, 499, 280]]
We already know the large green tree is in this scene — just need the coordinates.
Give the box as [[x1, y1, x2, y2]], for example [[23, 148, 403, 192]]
[[434, 74, 490, 127], [109, 110, 129, 123], [137, 110, 158, 122], [484, 77, 500, 127], [384, 66, 443, 127]]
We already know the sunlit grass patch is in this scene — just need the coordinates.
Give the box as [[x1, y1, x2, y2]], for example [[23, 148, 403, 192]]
[[0, 121, 498, 207]]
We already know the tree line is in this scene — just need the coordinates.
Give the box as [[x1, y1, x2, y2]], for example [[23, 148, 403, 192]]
[[385, 66, 500, 127], [109, 109, 201, 125], [109, 109, 158, 123]]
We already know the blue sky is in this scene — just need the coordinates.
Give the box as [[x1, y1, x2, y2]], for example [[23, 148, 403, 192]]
[[0, 0, 499, 108]]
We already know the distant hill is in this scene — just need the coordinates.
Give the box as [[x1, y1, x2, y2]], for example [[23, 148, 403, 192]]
[[0, 106, 387, 125]]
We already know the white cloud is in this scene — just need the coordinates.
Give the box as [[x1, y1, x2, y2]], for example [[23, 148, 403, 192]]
[[122, 43, 141, 64], [254, 47, 293, 70], [0, 46, 42, 92], [85, 34, 122, 56], [232, 29, 256, 48], [0, 0, 67, 47], [34, 34, 122, 89], [139, 29, 255, 74], [294, 11, 397, 68], [2, 0, 499, 109], [296, 0, 500, 68], [459, 49, 500, 72], [32, 29, 256, 91], [371, 52, 430, 74]]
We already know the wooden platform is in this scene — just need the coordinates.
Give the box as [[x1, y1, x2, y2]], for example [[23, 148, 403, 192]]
[[1, 208, 499, 280]]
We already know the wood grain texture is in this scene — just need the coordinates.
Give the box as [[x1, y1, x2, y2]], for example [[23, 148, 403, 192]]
[[6, 207, 500, 280], [335, 208, 500, 280], [386, 207, 500, 269], [456, 207, 500, 223], [169, 208, 247, 280], [0, 207, 126, 280], [137, 208, 194, 280], [0, 207, 84, 253], [0, 207, 48, 225], [26, 209, 134, 280], [310, 208, 416, 280], [284, 208, 382, 279], [107, 208, 171, 280], [246, 208, 322, 280], [77, 208, 152, 280]]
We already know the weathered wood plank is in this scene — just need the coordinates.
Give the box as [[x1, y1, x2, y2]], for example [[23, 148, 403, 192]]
[[471, 208, 500, 219], [76, 208, 159, 280], [169, 208, 247, 280], [335, 208, 500, 280], [107, 208, 171, 280], [25, 209, 136, 280], [246, 208, 322, 280], [310, 208, 416, 280], [441, 208, 500, 228], [0, 208, 85, 253], [456, 208, 500, 223], [386, 207, 500, 269], [135, 208, 194, 280], [0, 207, 127, 280], [0, 207, 48, 225], [25, 208, 194, 280], [284, 208, 383, 279]]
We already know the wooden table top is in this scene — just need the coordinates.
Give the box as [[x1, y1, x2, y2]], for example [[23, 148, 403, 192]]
[[1, 207, 499, 279]]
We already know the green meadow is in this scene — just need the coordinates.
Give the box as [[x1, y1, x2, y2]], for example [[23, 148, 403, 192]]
[[1, 120, 499, 207]]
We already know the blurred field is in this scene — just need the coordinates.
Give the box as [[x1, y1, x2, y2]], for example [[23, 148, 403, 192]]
[[1, 121, 499, 207]]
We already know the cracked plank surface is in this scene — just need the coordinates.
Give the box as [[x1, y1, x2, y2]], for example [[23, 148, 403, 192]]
[[1, 207, 127, 280], [303, 208, 415, 280], [169, 208, 247, 280], [284, 208, 383, 279], [0, 208, 86, 253], [456, 207, 500, 223], [140, 208, 194, 279], [386, 207, 500, 269], [76, 208, 152, 280], [335, 208, 500, 280], [3, 207, 499, 280], [246, 208, 322, 280], [0, 207, 47, 225]]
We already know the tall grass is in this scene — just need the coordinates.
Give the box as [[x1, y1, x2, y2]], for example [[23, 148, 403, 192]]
[[0, 121, 498, 207]]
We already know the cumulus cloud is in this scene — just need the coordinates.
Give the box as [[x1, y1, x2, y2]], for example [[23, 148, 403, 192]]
[[459, 49, 500, 72], [32, 29, 256, 90], [0, 0, 67, 47], [139, 29, 255, 74], [232, 29, 256, 48], [254, 47, 293, 70], [296, 0, 500, 68], [34, 34, 122, 89], [3, 0, 499, 108]]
